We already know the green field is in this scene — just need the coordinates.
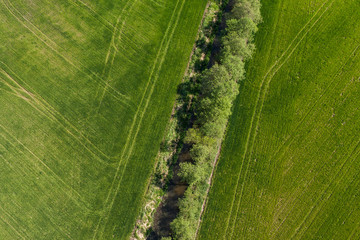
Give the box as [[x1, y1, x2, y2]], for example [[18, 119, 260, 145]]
[[0, 0, 207, 238], [199, 0, 360, 239]]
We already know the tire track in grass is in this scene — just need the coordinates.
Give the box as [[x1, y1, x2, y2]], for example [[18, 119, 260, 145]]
[[148, 0, 166, 8], [99, 0, 134, 74], [1, 0, 131, 106], [273, 51, 360, 237], [289, 140, 360, 240], [0, 75, 109, 166], [94, 0, 139, 114], [0, 151, 86, 239], [268, 133, 352, 239], [265, 44, 360, 235], [348, 220, 360, 240], [115, 46, 143, 68], [0, 74, 110, 162], [0, 129, 85, 205], [0, 65, 111, 165], [268, 109, 360, 237], [0, 126, 91, 211], [92, 0, 185, 238], [269, 133, 356, 238], [101, 0, 186, 227], [74, 0, 118, 20], [0, 77, 106, 213], [266, 42, 360, 176], [223, 1, 335, 238], [228, 1, 335, 237], [94, 0, 137, 95], [262, 42, 360, 228], [301, 175, 360, 240], [0, 78, 31, 102], [269, 148, 336, 237], [0, 176, 74, 239], [0, 205, 26, 239], [66, 0, 115, 31]]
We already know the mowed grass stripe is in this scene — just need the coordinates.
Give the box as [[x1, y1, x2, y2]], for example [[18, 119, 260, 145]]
[[0, 147, 93, 238], [107, 0, 187, 215], [0, 173, 74, 239], [0, 136, 90, 238], [198, 0, 297, 237], [224, 1, 335, 238], [254, 4, 358, 240], [103, 1, 209, 236], [92, 0, 186, 238], [269, 129, 360, 236], [348, 218, 360, 240]]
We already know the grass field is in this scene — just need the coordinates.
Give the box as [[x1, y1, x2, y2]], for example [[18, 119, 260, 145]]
[[0, 0, 207, 238], [198, 0, 360, 239]]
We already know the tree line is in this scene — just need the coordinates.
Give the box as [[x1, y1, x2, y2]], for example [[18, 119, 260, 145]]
[[170, 0, 262, 239]]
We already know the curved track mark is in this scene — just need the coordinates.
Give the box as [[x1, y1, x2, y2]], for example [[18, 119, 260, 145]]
[[1, 0, 130, 106], [91, 0, 186, 238], [223, 1, 335, 238]]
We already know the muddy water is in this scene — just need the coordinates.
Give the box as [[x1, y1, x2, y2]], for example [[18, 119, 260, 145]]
[[148, 146, 192, 239]]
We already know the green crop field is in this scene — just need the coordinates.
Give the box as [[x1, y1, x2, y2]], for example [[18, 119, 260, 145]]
[[199, 0, 360, 239], [0, 0, 207, 239]]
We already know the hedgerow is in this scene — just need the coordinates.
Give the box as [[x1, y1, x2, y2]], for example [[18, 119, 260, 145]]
[[171, 0, 262, 239]]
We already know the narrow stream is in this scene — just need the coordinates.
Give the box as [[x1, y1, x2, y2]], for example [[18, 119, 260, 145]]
[[148, 145, 192, 239]]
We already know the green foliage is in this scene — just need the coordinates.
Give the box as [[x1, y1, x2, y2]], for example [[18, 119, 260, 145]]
[[226, 18, 258, 39], [223, 35, 256, 60], [171, 188, 203, 240], [203, 2, 220, 36], [179, 162, 208, 185], [196, 64, 239, 137], [222, 0, 262, 62], [161, 237, 172, 240], [229, 0, 262, 24], [190, 143, 215, 164], [184, 128, 203, 144], [222, 54, 245, 81]]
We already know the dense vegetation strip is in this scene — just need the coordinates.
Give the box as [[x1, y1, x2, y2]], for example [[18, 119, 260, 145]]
[[198, 0, 360, 239], [169, 1, 262, 239]]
